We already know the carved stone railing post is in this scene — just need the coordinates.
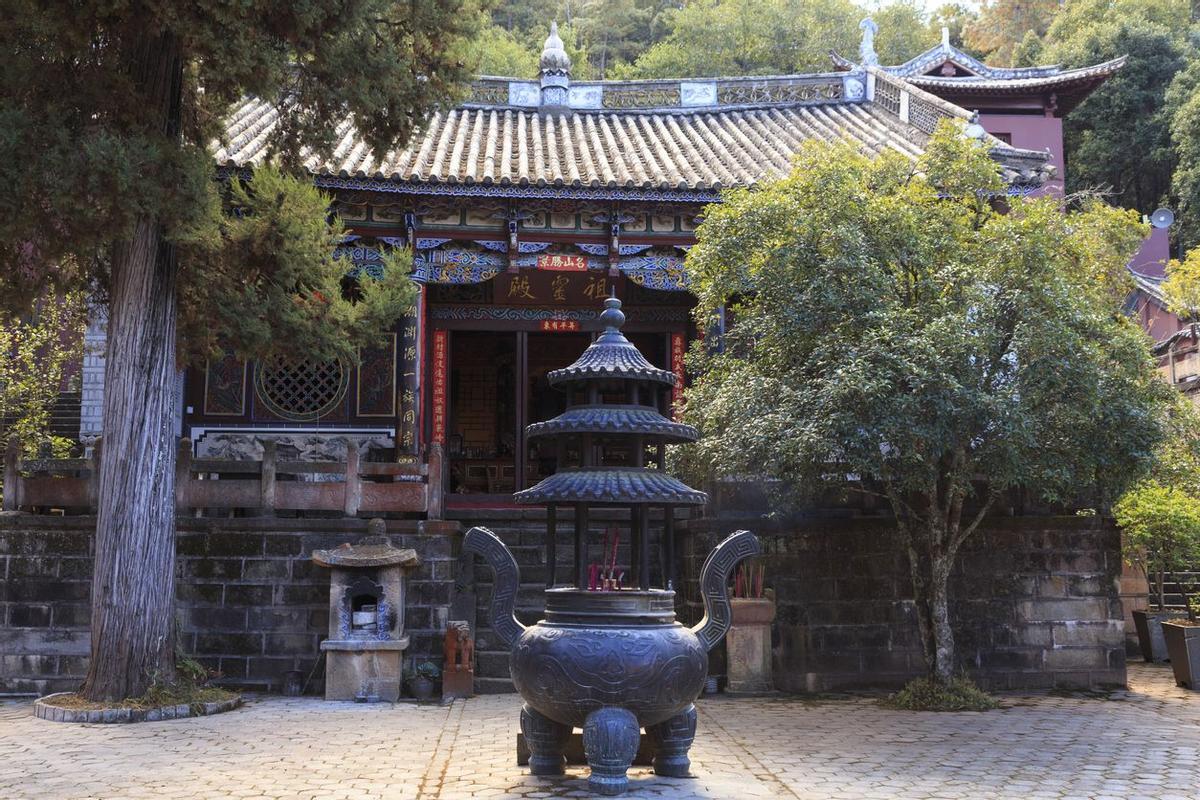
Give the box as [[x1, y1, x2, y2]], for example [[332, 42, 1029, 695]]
[[343, 439, 361, 518], [175, 438, 193, 512], [260, 439, 277, 517], [3, 438, 20, 512], [427, 442, 445, 520]]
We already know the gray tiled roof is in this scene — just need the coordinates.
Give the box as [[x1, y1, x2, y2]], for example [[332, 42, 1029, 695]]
[[214, 68, 1051, 195], [216, 99, 927, 193], [514, 468, 708, 505], [526, 406, 699, 442]]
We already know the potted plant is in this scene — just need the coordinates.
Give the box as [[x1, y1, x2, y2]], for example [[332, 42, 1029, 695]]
[[407, 660, 441, 701], [1163, 598, 1200, 688], [726, 561, 775, 694], [1115, 480, 1200, 663]]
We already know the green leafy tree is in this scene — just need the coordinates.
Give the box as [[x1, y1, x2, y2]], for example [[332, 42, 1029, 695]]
[[680, 123, 1169, 682], [1167, 57, 1200, 250], [1041, 0, 1189, 213], [928, 3, 982, 54], [872, 1, 932, 66], [619, 0, 864, 77], [963, 0, 1059, 66], [1115, 481, 1200, 614], [1114, 400, 1200, 616], [0, 293, 87, 469], [0, 1, 482, 702], [1160, 246, 1200, 320], [477, 22, 541, 76]]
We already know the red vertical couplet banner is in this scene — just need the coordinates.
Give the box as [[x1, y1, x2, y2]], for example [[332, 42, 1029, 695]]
[[431, 329, 449, 444], [670, 332, 686, 419]]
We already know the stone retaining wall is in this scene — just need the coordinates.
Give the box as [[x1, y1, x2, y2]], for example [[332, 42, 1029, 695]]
[[0, 515, 460, 695], [680, 515, 1126, 692]]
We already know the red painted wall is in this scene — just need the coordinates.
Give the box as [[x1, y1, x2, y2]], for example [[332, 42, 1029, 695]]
[[1130, 226, 1171, 278], [979, 113, 1064, 197]]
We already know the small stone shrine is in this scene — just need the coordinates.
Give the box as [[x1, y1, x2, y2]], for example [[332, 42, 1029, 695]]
[[313, 519, 420, 702]]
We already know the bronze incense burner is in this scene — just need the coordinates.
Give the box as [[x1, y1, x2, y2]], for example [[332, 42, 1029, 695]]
[[464, 297, 759, 795]]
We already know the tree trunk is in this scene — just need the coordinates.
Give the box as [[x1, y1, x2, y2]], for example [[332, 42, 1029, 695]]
[[929, 554, 956, 682], [79, 29, 183, 703]]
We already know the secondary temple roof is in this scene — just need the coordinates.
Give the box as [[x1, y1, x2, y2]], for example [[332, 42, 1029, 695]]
[[831, 22, 1125, 116], [215, 26, 1054, 200]]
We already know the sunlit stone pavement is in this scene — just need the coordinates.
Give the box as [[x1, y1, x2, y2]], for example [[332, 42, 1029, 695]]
[[3, 662, 1199, 799]]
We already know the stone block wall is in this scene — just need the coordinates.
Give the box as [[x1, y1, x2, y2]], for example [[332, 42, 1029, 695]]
[[680, 515, 1126, 692], [0, 515, 460, 696]]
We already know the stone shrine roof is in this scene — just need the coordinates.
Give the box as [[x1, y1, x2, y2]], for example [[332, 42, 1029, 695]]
[[214, 24, 1054, 200], [312, 536, 420, 569]]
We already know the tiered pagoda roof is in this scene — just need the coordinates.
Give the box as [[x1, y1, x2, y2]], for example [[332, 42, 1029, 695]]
[[514, 296, 707, 507], [214, 26, 1055, 200]]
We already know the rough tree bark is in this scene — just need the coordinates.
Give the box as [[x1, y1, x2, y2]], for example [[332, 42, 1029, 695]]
[[80, 30, 183, 702]]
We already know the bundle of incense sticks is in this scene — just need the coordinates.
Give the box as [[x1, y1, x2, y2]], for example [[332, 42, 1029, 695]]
[[734, 562, 766, 598]]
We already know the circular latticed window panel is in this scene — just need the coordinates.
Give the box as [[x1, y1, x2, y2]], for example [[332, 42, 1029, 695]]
[[254, 356, 349, 421]]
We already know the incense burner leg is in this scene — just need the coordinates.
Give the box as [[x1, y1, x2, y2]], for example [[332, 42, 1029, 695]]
[[520, 704, 571, 776], [583, 706, 640, 796], [647, 703, 697, 778]]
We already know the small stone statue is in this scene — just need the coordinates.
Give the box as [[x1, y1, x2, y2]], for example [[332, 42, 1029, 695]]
[[442, 620, 474, 699], [859, 17, 879, 66]]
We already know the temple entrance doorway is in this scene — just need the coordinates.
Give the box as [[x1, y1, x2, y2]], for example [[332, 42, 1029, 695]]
[[438, 321, 679, 508]]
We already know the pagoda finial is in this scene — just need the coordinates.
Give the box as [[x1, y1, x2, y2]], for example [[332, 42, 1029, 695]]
[[859, 17, 879, 66], [600, 295, 625, 332]]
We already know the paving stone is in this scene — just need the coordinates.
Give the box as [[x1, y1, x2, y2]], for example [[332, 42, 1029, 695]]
[[1, 662, 1199, 798]]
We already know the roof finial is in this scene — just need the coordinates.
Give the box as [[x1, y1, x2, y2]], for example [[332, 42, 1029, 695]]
[[941, 26, 951, 50], [539, 22, 571, 113], [859, 17, 879, 66], [540, 21, 571, 76]]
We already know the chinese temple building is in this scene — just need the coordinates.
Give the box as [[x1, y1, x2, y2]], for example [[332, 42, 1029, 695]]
[[86, 23, 1106, 512]]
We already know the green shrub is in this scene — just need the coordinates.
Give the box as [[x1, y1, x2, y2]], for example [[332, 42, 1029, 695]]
[[881, 676, 999, 712]]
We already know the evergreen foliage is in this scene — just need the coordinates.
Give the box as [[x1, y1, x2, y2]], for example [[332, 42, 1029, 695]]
[[680, 123, 1172, 680], [0, 0, 483, 703], [1040, 0, 1189, 214]]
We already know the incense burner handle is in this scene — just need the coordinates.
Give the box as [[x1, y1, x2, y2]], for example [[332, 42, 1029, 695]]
[[462, 526, 527, 649], [689, 530, 761, 652]]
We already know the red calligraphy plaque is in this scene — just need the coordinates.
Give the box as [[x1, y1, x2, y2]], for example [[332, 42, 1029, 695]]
[[432, 330, 449, 444], [539, 319, 581, 332], [537, 254, 588, 272], [671, 332, 686, 419]]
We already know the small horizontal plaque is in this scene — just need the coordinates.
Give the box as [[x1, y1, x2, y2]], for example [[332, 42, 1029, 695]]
[[537, 254, 588, 272], [540, 319, 581, 332]]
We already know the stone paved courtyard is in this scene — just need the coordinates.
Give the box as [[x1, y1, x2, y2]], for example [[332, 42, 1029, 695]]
[[3, 662, 1199, 799]]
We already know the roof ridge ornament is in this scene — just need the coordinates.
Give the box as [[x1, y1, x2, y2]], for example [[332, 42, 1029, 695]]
[[539, 21, 571, 114], [859, 17, 879, 67]]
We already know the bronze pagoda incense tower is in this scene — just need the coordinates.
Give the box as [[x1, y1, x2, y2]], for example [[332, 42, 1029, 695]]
[[463, 296, 759, 796]]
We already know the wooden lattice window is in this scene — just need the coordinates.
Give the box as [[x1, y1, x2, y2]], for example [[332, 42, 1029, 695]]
[[254, 356, 349, 421]]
